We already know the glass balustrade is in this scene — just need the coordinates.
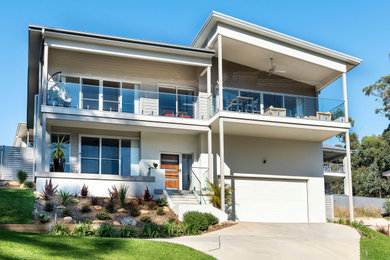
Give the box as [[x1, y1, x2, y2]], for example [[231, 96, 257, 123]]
[[46, 82, 213, 120], [216, 87, 345, 122]]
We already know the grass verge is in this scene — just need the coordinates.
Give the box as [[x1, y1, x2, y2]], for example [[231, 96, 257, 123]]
[[0, 188, 35, 224], [361, 228, 390, 260], [0, 227, 214, 260]]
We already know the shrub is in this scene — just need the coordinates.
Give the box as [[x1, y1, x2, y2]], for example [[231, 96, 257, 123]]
[[96, 212, 111, 220], [97, 223, 116, 237], [72, 222, 95, 236], [53, 223, 70, 236], [135, 194, 144, 205], [58, 190, 72, 205], [80, 184, 89, 197], [168, 217, 176, 224], [140, 216, 152, 224], [81, 218, 93, 225], [148, 202, 156, 210], [40, 179, 58, 200], [142, 222, 167, 238], [384, 200, 390, 213], [334, 206, 382, 218], [183, 211, 209, 235], [37, 213, 50, 223], [17, 170, 27, 184], [118, 184, 129, 208], [164, 222, 185, 237], [108, 185, 119, 202], [206, 179, 233, 209], [81, 204, 91, 213], [73, 190, 79, 198], [90, 197, 99, 206], [130, 207, 140, 217], [156, 197, 168, 207], [203, 213, 219, 226], [157, 208, 165, 215], [62, 208, 72, 217], [44, 202, 54, 212], [143, 187, 153, 202], [105, 201, 115, 213], [24, 181, 34, 189], [118, 226, 138, 238]]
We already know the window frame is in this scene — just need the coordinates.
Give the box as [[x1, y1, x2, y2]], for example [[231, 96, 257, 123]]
[[79, 134, 139, 176]]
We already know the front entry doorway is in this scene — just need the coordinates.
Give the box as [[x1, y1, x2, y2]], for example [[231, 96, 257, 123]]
[[161, 154, 180, 190]]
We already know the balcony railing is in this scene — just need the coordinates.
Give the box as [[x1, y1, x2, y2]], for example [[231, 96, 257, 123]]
[[323, 163, 345, 173], [216, 87, 346, 122], [46, 82, 212, 120]]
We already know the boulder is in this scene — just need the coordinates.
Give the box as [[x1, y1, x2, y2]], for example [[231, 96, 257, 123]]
[[71, 198, 80, 204], [93, 205, 102, 211], [140, 210, 150, 215], [63, 216, 73, 224], [117, 208, 127, 213], [57, 205, 67, 210], [92, 220, 105, 224], [121, 217, 137, 226], [33, 191, 41, 199], [113, 221, 121, 226], [162, 206, 170, 213]]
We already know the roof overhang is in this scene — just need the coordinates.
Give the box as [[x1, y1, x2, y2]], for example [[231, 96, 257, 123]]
[[192, 12, 362, 91]]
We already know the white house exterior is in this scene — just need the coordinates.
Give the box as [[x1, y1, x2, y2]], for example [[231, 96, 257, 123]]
[[27, 12, 361, 223]]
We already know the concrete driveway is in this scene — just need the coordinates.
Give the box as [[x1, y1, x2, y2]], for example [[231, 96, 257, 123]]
[[157, 222, 360, 260]]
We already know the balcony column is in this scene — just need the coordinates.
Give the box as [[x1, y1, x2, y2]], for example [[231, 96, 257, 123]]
[[219, 118, 225, 212], [207, 127, 213, 182], [206, 66, 211, 97], [218, 34, 223, 112], [42, 43, 48, 107], [342, 72, 354, 221]]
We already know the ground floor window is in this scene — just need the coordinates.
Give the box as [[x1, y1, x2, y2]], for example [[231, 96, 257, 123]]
[[80, 136, 139, 175], [50, 133, 70, 172]]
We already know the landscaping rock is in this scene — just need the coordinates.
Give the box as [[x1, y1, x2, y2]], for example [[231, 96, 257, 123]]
[[117, 208, 127, 213], [33, 191, 41, 199], [57, 205, 67, 210], [93, 205, 102, 211], [162, 206, 170, 213], [113, 221, 121, 226], [103, 198, 110, 203], [71, 198, 80, 204], [92, 220, 105, 224], [140, 210, 150, 214], [63, 217, 73, 224], [121, 217, 137, 226]]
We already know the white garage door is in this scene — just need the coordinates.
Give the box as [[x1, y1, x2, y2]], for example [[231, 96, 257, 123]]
[[234, 178, 308, 223]]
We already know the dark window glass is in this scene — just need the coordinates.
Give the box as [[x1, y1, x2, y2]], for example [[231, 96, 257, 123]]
[[264, 94, 283, 110], [81, 137, 99, 158], [50, 134, 70, 172], [159, 87, 176, 116], [101, 138, 119, 175], [121, 140, 131, 176]]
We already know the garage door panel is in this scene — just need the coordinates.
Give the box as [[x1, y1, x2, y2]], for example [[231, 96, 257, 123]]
[[234, 179, 308, 223]]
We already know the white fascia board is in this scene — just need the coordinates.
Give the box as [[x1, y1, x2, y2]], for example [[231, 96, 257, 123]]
[[218, 111, 350, 131], [46, 37, 212, 67], [193, 12, 362, 67], [221, 173, 310, 181], [216, 25, 347, 72], [42, 106, 210, 132], [324, 172, 346, 178]]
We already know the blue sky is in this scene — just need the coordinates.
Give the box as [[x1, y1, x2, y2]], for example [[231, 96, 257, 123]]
[[0, 0, 389, 145]]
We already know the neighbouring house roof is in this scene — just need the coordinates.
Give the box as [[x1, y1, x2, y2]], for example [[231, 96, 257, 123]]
[[191, 11, 362, 70], [383, 170, 390, 177]]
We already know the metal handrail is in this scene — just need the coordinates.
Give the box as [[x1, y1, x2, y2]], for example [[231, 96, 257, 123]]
[[323, 163, 345, 173], [190, 167, 208, 204]]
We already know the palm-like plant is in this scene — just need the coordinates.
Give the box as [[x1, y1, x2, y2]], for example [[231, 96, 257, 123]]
[[206, 179, 233, 209], [118, 184, 129, 208], [51, 136, 68, 160]]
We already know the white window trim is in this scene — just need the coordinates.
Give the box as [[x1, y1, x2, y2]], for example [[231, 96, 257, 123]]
[[79, 134, 139, 176]]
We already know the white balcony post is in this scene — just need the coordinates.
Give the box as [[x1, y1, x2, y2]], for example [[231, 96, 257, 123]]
[[218, 34, 223, 112], [207, 66, 211, 97], [208, 128, 213, 182], [342, 72, 354, 221], [219, 118, 225, 212], [42, 43, 49, 106]]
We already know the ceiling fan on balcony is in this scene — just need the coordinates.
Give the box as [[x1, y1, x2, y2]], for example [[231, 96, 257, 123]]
[[268, 58, 286, 76]]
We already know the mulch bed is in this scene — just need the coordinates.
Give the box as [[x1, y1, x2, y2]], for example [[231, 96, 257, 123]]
[[202, 221, 237, 233]]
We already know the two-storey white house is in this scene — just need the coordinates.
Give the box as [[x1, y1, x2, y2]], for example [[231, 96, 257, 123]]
[[27, 12, 361, 223]]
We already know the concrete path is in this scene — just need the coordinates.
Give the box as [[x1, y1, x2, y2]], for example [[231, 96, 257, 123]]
[[157, 222, 360, 260]]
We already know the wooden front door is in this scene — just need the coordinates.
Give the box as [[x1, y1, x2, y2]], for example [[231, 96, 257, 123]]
[[161, 154, 180, 190]]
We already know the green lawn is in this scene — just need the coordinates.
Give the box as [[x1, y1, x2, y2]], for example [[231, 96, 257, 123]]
[[0, 228, 214, 260], [0, 188, 35, 224], [361, 229, 390, 260]]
